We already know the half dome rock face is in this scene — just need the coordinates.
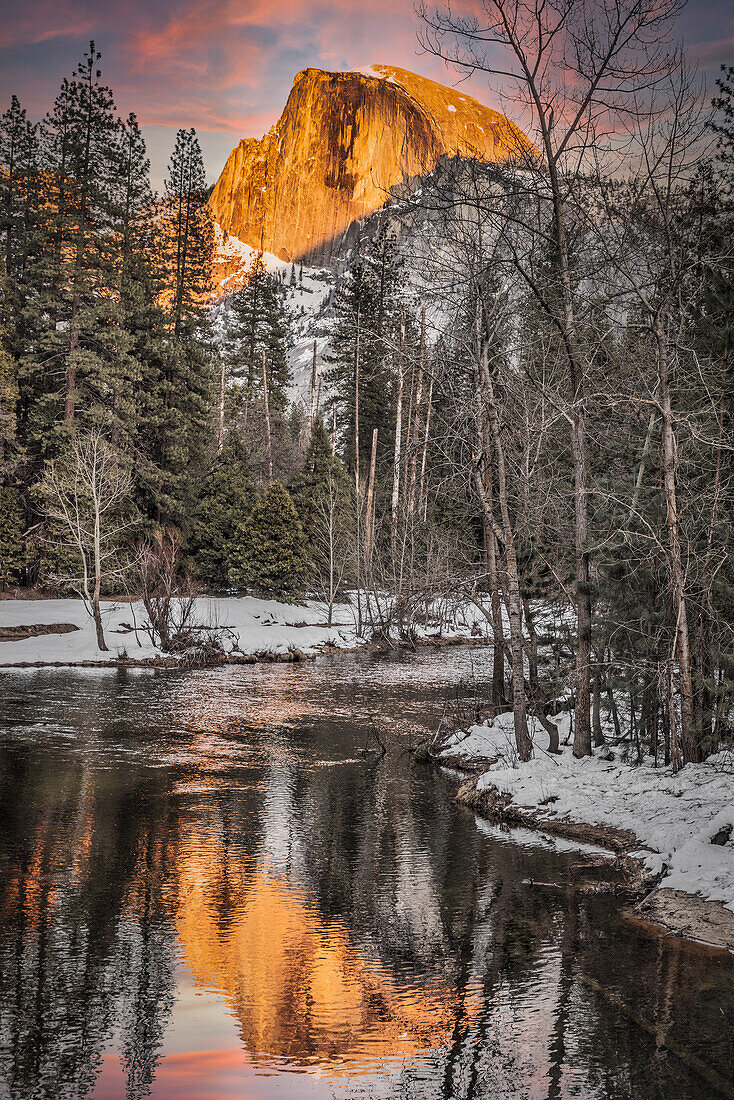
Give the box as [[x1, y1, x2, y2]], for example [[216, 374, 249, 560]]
[[209, 65, 535, 264]]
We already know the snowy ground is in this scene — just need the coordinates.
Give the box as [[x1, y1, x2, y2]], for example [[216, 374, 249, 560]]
[[438, 714, 734, 918], [0, 594, 490, 667]]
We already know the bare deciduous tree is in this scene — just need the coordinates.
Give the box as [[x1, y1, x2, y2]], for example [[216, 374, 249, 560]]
[[311, 469, 354, 625], [42, 430, 136, 651], [419, 0, 685, 757]]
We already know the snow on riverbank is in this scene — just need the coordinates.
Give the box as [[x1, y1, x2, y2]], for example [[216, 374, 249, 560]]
[[439, 715, 734, 914], [0, 595, 490, 666], [0, 597, 356, 665]]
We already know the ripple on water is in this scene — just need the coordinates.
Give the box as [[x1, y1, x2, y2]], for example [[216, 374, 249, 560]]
[[0, 650, 732, 1100]]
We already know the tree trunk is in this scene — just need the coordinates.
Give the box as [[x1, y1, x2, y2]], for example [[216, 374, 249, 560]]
[[592, 653, 604, 747], [391, 323, 404, 550], [91, 595, 107, 652], [64, 338, 77, 421], [364, 428, 378, 565], [524, 598, 539, 702], [546, 156, 592, 759], [261, 350, 273, 482], [656, 324, 698, 764], [407, 307, 425, 516], [570, 408, 592, 757], [418, 372, 434, 521], [483, 351, 532, 762], [535, 710, 561, 754], [354, 308, 362, 634], [310, 339, 317, 430], [217, 354, 225, 453], [487, 532, 507, 712]]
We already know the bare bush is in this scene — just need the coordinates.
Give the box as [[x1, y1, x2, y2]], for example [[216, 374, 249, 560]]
[[137, 530, 205, 652]]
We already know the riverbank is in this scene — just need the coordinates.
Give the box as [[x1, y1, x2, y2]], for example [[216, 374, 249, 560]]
[[0, 595, 490, 668], [434, 713, 734, 952]]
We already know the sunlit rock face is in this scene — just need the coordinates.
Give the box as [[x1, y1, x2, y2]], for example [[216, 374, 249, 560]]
[[209, 64, 536, 264]]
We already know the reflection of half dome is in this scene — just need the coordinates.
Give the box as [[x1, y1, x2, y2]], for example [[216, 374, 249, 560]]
[[175, 840, 474, 1075]]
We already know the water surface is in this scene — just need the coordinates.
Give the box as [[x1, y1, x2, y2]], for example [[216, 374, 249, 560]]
[[0, 648, 732, 1099]]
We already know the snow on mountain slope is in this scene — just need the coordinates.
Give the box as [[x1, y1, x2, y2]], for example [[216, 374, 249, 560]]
[[212, 224, 335, 410]]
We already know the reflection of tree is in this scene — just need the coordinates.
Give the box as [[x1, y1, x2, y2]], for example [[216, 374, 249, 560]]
[[2, 664, 733, 1100], [278, 733, 591, 1097], [119, 830, 177, 1100], [0, 742, 179, 1100], [572, 897, 734, 1099]]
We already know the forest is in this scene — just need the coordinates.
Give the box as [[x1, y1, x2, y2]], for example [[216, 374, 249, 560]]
[[1, 2, 733, 777]]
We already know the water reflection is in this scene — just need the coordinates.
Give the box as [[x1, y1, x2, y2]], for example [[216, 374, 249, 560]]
[[0, 652, 732, 1100]]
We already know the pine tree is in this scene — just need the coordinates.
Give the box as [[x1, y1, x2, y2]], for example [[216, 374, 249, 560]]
[[190, 432, 253, 587], [10, 41, 152, 487], [0, 96, 40, 285], [292, 418, 350, 542], [292, 419, 354, 612], [0, 485, 25, 586], [713, 65, 734, 176], [226, 251, 291, 411], [136, 320, 214, 530], [0, 271, 25, 585], [134, 128, 215, 529], [42, 42, 122, 424], [161, 128, 213, 332], [117, 112, 152, 283], [230, 480, 308, 599], [325, 225, 409, 487], [0, 270, 19, 473]]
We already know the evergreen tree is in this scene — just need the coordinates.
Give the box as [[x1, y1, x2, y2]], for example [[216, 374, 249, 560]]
[[117, 112, 153, 283], [292, 418, 350, 542], [41, 42, 122, 425], [230, 480, 308, 599], [190, 432, 253, 587], [325, 225, 409, 486], [0, 271, 19, 473], [136, 320, 214, 530], [226, 251, 291, 411], [0, 272, 25, 585], [0, 96, 40, 285], [0, 485, 25, 586], [161, 128, 212, 332], [134, 127, 215, 529], [713, 65, 734, 175], [9, 42, 151, 487]]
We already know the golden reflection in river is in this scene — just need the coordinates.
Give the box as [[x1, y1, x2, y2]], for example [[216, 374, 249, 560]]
[[173, 833, 474, 1077]]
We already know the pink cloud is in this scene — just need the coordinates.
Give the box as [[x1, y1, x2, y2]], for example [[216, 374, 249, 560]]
[[2, 0, 730, 146]]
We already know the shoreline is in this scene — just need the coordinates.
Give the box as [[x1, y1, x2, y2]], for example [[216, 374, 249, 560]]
[[433, 753, 734, 954], [0, 632, 488, 671], [0, 594, 494, 669]]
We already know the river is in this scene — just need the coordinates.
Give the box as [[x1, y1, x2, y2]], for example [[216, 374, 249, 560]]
[[0, 647, 732, 1099]]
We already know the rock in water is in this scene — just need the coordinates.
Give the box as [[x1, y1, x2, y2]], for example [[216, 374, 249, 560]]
[[209, 65, 536, 264]]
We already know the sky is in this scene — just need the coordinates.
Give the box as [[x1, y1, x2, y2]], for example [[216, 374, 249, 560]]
[[1, 0, 732, 192]]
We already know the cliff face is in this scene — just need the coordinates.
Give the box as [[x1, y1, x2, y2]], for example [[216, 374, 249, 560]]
[[209, 65, 535, 264]]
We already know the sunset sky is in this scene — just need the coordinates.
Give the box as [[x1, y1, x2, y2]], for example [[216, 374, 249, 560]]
[[2, 0, 732, 190]]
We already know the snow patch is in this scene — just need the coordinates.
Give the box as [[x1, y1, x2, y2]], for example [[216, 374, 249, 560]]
[[0, 595, 495, 667], [441, 717, 734, 913]]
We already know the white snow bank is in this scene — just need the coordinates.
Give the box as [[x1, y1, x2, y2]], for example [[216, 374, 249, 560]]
[[440, 710, 572, 764], [440, 715, 734, 912], [0, 596, 359, 665], [0, 594, 493, 667]]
